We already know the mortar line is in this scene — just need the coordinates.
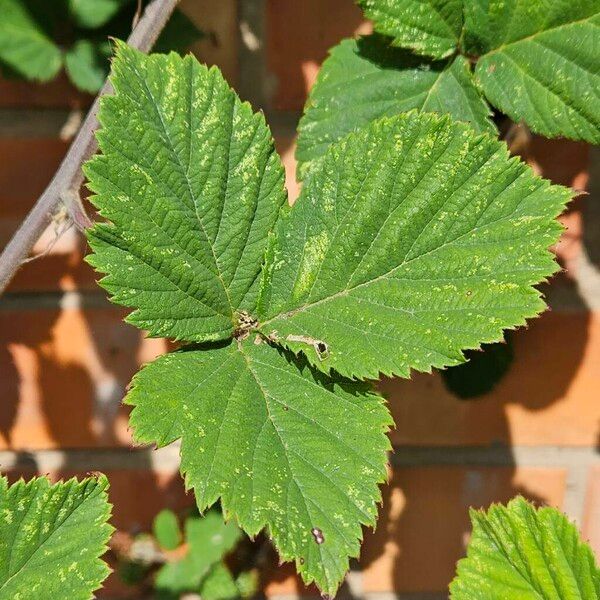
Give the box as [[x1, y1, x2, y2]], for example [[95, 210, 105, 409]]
[[1, 444, 598, 471]]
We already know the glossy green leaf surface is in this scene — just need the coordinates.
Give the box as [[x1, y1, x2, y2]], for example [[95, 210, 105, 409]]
[[0, 475, 113, 599], [466, 0, 600, 143], [296, 35, 495, 176], [357, 0, 463, 58], [85, 43, 287, 343], [451, 497, 600, 599], [127, 339, 391, 596], [0, 0, 62, 81], [260, 112, 569, 380]]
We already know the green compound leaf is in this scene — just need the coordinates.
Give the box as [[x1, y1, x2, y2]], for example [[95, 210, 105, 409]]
[[259, 112, 569, 380], [0, 475, 113, 599], [127, 339, 391, 596], [450, 497, 600, 599], [0, 0, 62, 81], [153, 509, 182, 551], [465, 0, 600, 144], [357, 0, 463, 59], [85, 43, 287, 343], [155, 510, 241, 597], [65, 39, 111, 94], [296, 35, 495, 177]]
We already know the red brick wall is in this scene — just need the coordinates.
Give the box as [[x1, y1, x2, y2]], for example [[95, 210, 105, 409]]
[[1, 1, 598, 598]]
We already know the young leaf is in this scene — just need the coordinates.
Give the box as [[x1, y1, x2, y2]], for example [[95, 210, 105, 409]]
[[153, 509, 182, 551], [0, 475, 113, 599], [155, 510, 241, 597], [127, 339, 392, 596], [200, 563, 241, 600], [259, 111, 569, 380], [357, 0, 463, 59], [68, 0, 129, 29], [465, 0, 600, 144], [450, 497, 600, 599], [85, 43, 287, 343], [296, 35, 495, 176], [0, 0, 62, 81], [65, 39, 111, 94]]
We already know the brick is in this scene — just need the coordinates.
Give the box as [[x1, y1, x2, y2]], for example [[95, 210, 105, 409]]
[[180, 0, 239, 85], [266, 0, 370, 110], [582, 466, 600, 559], [0, 138, 68, 209], [361, 466, 566, 593], [0, 73, 91, 109], [382, 312, 600, 447], [264, 466, 566, 595], [274, 135, 300, 204], [0, 307, 168, 449], [521, 135, 590, 190]]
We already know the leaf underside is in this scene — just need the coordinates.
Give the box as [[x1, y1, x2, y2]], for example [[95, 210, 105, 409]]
[[358, 0, 463, 59], [127, 339, 392, 596], [450, 497, 600, 599], [296, 34, 495, 176], [85, 42, 287, 343], [0, 475, 113, 600], [261, 111, 569, 380], [466, 0, 600, 144], [0, 0, 62, 81]]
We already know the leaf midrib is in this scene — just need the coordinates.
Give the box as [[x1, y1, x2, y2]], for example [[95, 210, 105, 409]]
[[261, 195, 543, 329], [480, 12, 599, 57], [127, 58, 235, 320]]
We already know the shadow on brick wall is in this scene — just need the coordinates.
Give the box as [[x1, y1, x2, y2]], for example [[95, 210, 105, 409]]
[[0, 252, 146, 448]]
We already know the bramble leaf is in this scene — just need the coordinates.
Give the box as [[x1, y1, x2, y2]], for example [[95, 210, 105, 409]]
[[65, 39, 111, 93], [153, 509, 182, 551], [357, 0, 463, 59], [296, 35, 495, 176], [450, 497, 600, 599], [155, 510, 241, 597], [0, 0, 62, 81], [200, 563, 241, 600], [465, 0, 600, 144], [68, 0, 129, 29], [85, 43, 287, 342], [260, 111, 569, 380], [127, 339, 391, 596], [0, 475, 113, 599]]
